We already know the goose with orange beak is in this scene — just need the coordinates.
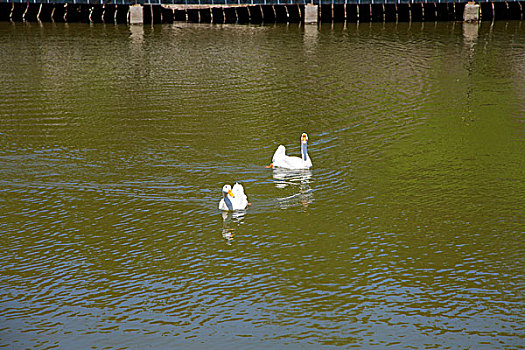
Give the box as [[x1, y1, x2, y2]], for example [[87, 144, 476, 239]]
[[267, 133, 312, 170], [219, 183, 249, 211]]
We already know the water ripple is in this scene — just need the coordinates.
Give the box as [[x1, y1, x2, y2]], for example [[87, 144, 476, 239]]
[[1, 20, 524, 350]]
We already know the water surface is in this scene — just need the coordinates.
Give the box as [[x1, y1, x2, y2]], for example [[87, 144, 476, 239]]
[[0, 20, 524, 349]]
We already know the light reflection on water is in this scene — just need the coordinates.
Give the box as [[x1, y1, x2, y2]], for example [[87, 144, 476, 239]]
[[221, 210, 246, 244], [0, 20, 524, 349], [272, 169, 314, 210]]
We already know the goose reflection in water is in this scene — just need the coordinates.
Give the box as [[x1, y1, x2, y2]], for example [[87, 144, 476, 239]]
[[272, 168, 314, 210], [221, 210, 246, 244]]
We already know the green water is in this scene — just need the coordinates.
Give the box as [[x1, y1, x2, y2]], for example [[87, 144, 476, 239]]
[[0, 20, 524, 349]]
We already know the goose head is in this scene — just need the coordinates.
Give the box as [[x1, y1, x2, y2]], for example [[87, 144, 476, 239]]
[[222, 184, 235, 198], [301, 133, 308, 143], [301, 133, 309, 161]]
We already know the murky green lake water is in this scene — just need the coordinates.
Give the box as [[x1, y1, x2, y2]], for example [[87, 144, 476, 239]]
[[1, 20, 524, 349]]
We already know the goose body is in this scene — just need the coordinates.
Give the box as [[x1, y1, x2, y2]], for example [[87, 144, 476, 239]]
[[219, 183, 249, 211], [269, 133, 312, 170]]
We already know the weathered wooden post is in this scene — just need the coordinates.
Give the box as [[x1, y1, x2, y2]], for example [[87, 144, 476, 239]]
[[304, 3, 318, 24], [129, 4, 143, 24], [463, 1, 480, 22]]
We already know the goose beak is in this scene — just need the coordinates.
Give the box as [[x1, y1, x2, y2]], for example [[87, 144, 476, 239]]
[[265, 163, 274, 168], [301, 133, 308, 142], [228, 189, 235, 198]]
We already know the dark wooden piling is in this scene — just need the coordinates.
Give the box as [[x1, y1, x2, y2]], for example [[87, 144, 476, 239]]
[[10, 3, 24, 21], [223, 6, 237, 22], [274, 4, 287, 22], [64, 4, 90, 22], [508, 1, 522, 18], [248, 5, 263, 23], [454, 2, 465, 20], [371, 4, 383, 22], [320, 4, 330, 21], [211, 7, 224, 23], [81, 5, 91, 22], [142, 4, 151, 23], [287, 5, 301, 22], [187, 8, 199, 22], [115, 5, 129, 23], [331, 4, 343, 22], [64, 4, 78, 22], [359, 4, 371, 22], [89, 5, 103, 23], [435, 3, 447, 21], [396, 3, 410, 21], [23, 3, 39, 22], [493, 1, 508, 19], [150, 5, 162, 23], [197, 8, 210, 22], [174, 7, 186, 21], [297, 4, 305, 22], [447, 3, 456, 20], [236, 6, 249, 23], [0, 3, 9, 21], [384, 4, 396, 22], [261, 5, 276, 22], [37, 4, 54, 22], [159, 6, 172, 22], [102, 5, 116, 23], [346, 4, 357, 21], [410, 3, 423, 21], [423, 2, 436, 21], [480, 3, 494, 20], [51, 4, 66, 22]]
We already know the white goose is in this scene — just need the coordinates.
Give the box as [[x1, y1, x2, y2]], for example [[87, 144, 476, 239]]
[[218, 183, 249, 211], [267, 133, 313, 170]]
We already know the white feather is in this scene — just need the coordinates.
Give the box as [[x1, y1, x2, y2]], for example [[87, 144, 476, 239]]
[[219, 183, 249, 211], [271, 133, 312, 170]]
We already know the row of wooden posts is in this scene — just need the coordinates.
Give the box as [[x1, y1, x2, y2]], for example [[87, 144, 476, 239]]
[[1, 2, 524, 24]]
